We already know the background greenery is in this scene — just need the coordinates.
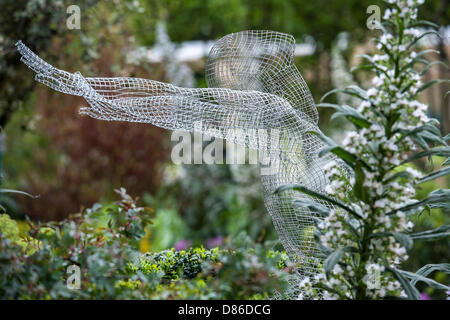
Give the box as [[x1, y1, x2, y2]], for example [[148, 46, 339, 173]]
[[0, 0, 448, 299]]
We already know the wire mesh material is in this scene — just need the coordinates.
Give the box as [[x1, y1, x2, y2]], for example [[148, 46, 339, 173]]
[[16, 31, 341, 298]]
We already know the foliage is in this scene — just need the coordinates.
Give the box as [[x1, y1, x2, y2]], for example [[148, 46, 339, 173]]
[[137, 247, 221, 280], [278, 0, 449, 299], [131, 0, 381, 49], [2, 1, 170, 220], [0, 188, 153, 299], [0, 189, 291, 299], [0, 0, 94, 128], [148, 163, 274, 247], [2, 0, 448, 300], [128, 235, 292, 299], [403, 163, 449, 299], [0, 213, 21, 242]]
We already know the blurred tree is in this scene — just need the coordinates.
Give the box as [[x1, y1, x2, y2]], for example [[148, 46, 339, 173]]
[[128, 0, 448, 117], [131, 0, 374, 48], [0, 0, 101, 129], [0, 0, 95, 215]]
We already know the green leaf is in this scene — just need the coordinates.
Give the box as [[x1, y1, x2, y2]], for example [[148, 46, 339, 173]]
[[369, 232, 413, 250], [443, 157, 450, 166], [398, 269, 450, 291], [316, 103, 372, 129], [392, 232, 413, 250], [306, 130, 337, 147], [350, 63, 376, 72], [0, 188, 37, 198], [412, 134, 430, 151], [358, 54, 377, 63], [320, 85, 368, 103], [323, 248, 345, 274], [402, 146, 450, 164], [420, 60, 449, 76], [400, 49, 439, 72], [386, 112, 401, 137], [307, 130, 357, 168], [407, 30, 441, 50], [399, 122, 445, 147], [291, 198, 331, 217], [346, 117, 373, 130], [383, 171, 412, 184], [415, 79, 449, 96], [418, 166, 450, 184], [385, 266, 420, 300], [386, 189, 450, 216], [412, 263, 450, 287], [416, 129, 447, 146], [353, 161, 368, 203], [351, 64, 390, 78], [319, 146, 357, 168], [345, 85, 370, 100], [308, 130, 372, 171], [409, 20, 439, 29], [409, 225, 450, 241], [275, 184, 363, 220]]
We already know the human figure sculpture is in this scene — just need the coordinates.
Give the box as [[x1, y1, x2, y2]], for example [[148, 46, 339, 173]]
[[17, 30, 341, 297]]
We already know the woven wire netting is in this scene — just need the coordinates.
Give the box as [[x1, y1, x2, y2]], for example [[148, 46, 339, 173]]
[[17, 30, 344, 299]]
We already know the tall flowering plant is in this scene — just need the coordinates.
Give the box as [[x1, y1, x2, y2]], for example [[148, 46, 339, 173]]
[[278, 0, 449, 299]]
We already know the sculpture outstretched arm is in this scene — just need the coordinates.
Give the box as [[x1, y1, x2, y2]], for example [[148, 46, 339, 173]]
[[16, 34, 344, 291], [16, 41, 314, 153]]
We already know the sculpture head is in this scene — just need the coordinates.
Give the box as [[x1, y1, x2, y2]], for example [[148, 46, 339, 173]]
[[206, 30, 295, 90], [205, 30, 318, 124]]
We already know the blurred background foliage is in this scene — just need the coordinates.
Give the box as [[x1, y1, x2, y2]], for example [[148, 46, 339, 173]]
[[0, 0, 448, 298]]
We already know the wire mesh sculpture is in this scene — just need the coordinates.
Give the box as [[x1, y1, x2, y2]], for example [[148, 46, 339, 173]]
[[16, 30, 342, 298]]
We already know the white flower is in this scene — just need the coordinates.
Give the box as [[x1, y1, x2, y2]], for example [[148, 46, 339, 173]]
[[386, 140, 398, 152], [323, 291, 339, 300], [374, 199, 387, 208], [405, 167, 423, 179], [312, 1, 434, 298], [372, 76, 385, 87], [325, 184, 335, 195], [332, 264, 344, 275], [367, 88, 378, 97]]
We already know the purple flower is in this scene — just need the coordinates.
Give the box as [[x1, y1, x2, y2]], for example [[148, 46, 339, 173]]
[[420, 293, 431, 300], [174, 239, 191, 251], [206, 235, 223, 248]]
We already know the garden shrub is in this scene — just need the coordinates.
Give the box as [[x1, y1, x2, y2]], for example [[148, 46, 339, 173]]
[[0, 189, 291, 299], [279, 0, 450, 299], [137, 247, 221, 280], [2, 1, 170, 221]]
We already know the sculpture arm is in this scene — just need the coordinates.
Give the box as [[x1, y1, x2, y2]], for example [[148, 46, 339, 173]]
[[16, 41, 314, 153]]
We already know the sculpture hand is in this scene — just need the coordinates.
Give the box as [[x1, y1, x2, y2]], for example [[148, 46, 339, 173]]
[[15, 41, 82, 96]]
